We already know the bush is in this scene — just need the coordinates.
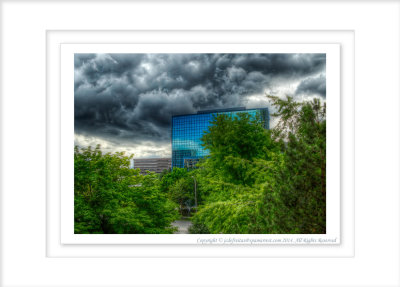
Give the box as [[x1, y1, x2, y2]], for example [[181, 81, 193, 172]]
[[74, 145, 180, 234]]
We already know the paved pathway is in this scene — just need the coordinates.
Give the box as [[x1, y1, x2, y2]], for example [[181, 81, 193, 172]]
[[172, 218, 192, 234]]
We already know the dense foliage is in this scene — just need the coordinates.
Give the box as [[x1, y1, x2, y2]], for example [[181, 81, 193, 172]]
[[159, 168, 197, 215], [74, 145, 179, 234], [74, 95, 326, 235], [189, 96, 326, 234]]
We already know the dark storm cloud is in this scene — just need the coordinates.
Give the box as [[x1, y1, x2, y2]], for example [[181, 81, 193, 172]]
[[295, 74, 326, 98], [74, 53, 96, 68], [74, 53, 326, 152]]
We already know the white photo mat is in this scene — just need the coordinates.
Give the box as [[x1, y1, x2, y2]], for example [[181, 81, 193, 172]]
[[2, 1, 399, 287], [46, 30, 354, 258]]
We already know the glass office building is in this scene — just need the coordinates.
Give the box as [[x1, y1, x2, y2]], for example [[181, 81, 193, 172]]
[[171, 107, 269, 169]]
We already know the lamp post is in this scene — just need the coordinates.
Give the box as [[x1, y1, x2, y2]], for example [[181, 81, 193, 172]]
[[191, 176, 197, 209]]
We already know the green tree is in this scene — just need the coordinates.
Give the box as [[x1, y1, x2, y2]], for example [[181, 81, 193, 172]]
[[201, 112, 277, 186], [170, 176, 195, 215], [159, 167, 188, 193], [160, 168, 200, 215], [268, 95, 326, 233], [190, 96, 326, 234], [74, 145, 179, 234], [189, 112, 282, 233]]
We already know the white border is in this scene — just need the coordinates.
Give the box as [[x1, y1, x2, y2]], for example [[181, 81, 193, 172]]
[[47, 30, 354, 257], [46, 30, 354, 257], [3, 1, 399, 286], [60, 43, 340, 244]]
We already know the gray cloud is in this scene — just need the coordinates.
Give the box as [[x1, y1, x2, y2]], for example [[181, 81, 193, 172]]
[[295, 74, 326, 98], [74, 53, 326, 156]]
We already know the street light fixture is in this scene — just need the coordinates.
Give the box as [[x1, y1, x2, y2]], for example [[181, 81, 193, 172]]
[[191, 176, 197, 209]]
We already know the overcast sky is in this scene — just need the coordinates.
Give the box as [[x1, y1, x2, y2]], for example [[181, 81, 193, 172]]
[[74, 53, 326, 158]]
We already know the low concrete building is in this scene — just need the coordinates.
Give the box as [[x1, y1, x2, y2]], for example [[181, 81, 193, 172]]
[[132, 158, 171, 174]]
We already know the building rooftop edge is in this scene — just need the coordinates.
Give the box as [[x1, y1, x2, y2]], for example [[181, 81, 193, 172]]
[[172, 107, 268, 118], [197, 107, 246, 114]]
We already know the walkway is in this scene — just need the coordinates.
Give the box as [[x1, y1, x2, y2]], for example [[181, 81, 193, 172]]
[[172, 218, 192, 234]]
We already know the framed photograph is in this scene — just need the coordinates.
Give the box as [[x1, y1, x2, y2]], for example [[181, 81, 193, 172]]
[[61, 43, 340, 245], [1, 1, 399, 287], [47, 31, 352, 258]]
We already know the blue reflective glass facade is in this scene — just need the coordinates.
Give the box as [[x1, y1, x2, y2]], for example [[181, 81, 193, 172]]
[[171, 107, 269, 169]]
